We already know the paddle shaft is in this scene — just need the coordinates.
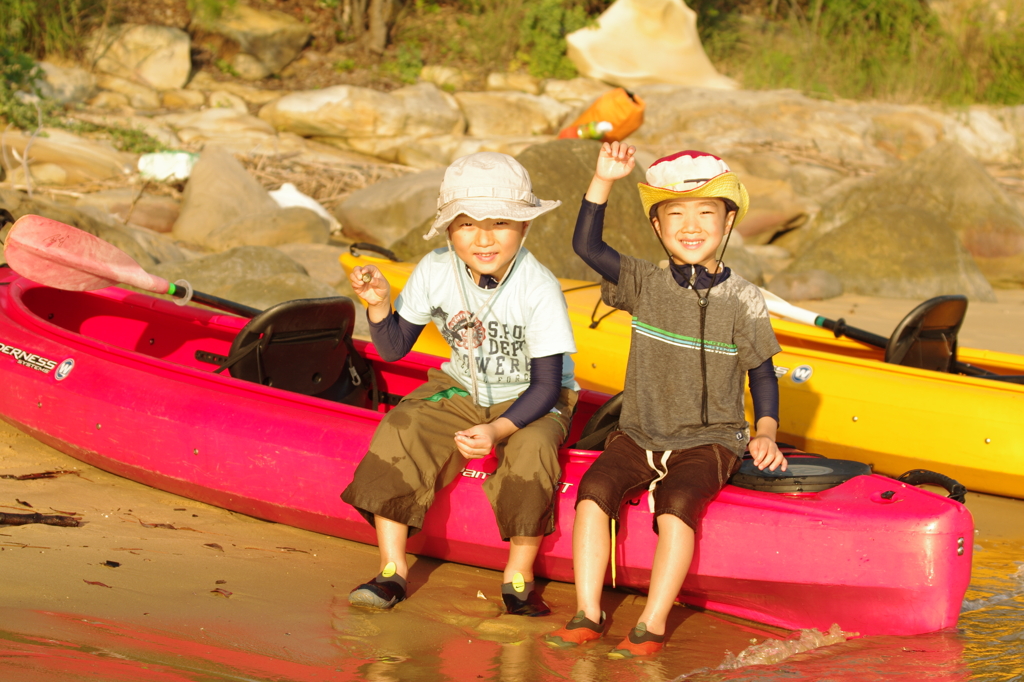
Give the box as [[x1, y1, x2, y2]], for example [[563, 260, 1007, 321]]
[[167, 282, 261, 318]]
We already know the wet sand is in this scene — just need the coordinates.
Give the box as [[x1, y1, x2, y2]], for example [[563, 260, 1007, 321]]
[[3, 293, 1024, 681]]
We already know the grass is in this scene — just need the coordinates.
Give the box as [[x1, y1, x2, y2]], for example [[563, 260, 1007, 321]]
[[702, 0, 1024, 106]]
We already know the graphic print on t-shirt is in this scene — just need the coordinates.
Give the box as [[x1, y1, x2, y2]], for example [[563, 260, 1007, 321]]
[[430, 305, 529, 384]]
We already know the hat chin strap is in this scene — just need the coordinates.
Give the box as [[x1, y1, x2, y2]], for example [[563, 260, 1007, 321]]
[[444, 227, 530, 406]]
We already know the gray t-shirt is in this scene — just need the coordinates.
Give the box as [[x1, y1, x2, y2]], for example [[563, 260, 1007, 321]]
[[602, 254, 781, 457]]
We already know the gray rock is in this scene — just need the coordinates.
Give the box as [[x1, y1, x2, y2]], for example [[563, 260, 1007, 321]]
[[275, 243, 349, 288], [192, 4, 311, 75], [783, 206, 996, 302], [786, 141, 1024, 287], [35, 61, 96, 104], [148, 246, 335, 311], [335, 168, 445, 249], [723, 244, 764, 286], [172, 145, 279, 248], [767, 269, 844, 301], [515, 139, 666, 281], [204, 206, 330, 251]]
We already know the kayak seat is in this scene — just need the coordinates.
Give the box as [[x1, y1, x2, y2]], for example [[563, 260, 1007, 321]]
[[206, 297, 376, 407], [575, 392, 871, 493], [885, 295, 966, 372]]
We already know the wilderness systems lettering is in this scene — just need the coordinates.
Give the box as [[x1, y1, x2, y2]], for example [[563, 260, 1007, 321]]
[[0, 340, 57, 373]]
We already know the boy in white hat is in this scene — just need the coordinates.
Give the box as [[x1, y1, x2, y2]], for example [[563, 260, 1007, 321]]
[[544, 143, 785, 657], [341, 152, 579, 616]]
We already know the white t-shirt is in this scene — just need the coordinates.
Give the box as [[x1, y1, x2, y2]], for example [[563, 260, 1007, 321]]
[[395, 247, 578, 406]]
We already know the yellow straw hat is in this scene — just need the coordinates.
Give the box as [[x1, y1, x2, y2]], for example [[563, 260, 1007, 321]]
[[637, 150, 748, 225]]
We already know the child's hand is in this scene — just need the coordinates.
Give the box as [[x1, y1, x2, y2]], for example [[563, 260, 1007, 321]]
[[749, 436, 787, 472], [594, 141, 636, 183], [350, 265, 390, 307], [454, 423, 500, 459]]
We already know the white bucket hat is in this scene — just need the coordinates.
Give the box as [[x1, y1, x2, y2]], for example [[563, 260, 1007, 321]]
[[424, 152, 561, 240]]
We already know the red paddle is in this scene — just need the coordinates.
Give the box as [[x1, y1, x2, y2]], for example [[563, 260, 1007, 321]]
[[3, 214, 260, 317]]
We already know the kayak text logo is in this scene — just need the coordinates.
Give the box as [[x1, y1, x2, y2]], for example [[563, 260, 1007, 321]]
[[0, 340, 58, 374], [55, 358, 75, 381]]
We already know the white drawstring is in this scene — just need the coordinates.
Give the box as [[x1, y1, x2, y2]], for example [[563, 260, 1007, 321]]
[[645, 450, 673, 514]]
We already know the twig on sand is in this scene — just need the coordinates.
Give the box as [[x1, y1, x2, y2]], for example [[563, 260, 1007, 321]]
[[0, 512, 82, 527]]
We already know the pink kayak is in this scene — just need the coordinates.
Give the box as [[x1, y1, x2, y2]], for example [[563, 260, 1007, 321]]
[[0, 266, 973, 636]]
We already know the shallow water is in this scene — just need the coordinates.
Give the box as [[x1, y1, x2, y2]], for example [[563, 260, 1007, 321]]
[[3, 426, 1023, 681]]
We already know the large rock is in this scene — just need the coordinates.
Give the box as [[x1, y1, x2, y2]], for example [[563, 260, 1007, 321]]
[[204, 206, 330, 251], [157, 108, 278, 148], [335, 168, 445, 248], [785, 141, 1024, 287], [783, 207, 996, 302], [149, 246, 337, 311], [90, 24, 191, 91], [76, 188, 181, 233], [0, 190, 185, 268], [172, 146, 279, 248], [515, 139, 666, 281], [34, 61, 96, 104], [454, 92, 571, 137], [192, 3, 311, 75], [259, 83, 463, 143], [566, 0, 736, 90], [94, 73, 162, 109], [0, 128, 134, 185]]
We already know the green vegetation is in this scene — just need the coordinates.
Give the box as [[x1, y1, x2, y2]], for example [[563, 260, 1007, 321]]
[[381, 42, 425, 84], [699, 0, 1024, 105]]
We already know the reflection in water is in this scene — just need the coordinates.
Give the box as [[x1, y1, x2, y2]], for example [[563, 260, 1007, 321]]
[[4, 513, 1024, 680]]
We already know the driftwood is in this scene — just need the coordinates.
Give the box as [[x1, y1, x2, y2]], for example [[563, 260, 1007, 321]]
[[0, 512, 82, 527]]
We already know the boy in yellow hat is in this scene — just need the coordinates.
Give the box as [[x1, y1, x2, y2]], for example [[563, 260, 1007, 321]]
[[545, 142, 786, 657]]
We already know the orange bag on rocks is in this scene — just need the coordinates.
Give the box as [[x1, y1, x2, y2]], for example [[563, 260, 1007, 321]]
[[557, 88, 646, 142]]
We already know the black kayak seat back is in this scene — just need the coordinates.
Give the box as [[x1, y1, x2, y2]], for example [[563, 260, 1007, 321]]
[[885, 295, 966, 373], [730, 458, 872, 493], [217, 297, 372, 405]]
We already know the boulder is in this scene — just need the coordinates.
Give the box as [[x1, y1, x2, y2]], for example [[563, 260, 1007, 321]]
[[259, 85, 402, 138], [541, 78, 613, 107], [90, 24, 191, 91], [335, 168, 446, 249], [514, 139, 666, 281], [454, 92, 571, 137], [157, 108, 278, 149], [786, 141, 1024, 287], [94, 73, 162, 109], [185, 71, 290, 105], [566, 0, 736, 90], [192, 3, 311, 74], [161, 88, 207, 110], [0, 128, 134, 185], [722, 244, 764, 286], [487, 72, 541, 95], [204, 206, 330, 251], [75, 188, 181, 233], [783, 206, 996, 302], [420, 65, 467, 91], [0, 190, 185, 268], [275, 243, 349, 289], [767, 269, 844, 301], [149, 246, 337, 311], [34, 61, 96, 104], [391, 83, 466, 137], [172, 146, 279, 247]]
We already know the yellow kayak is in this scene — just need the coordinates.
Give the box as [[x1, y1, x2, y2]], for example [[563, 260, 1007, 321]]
[[341, 251, 1024, 499]]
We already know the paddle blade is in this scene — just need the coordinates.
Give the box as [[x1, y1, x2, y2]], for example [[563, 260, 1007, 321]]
[[4, 214, 171, 295]]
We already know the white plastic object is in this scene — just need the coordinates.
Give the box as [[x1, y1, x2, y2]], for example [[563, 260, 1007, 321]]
[[269, 182, 341, 233], [138, 152, 199, 182]]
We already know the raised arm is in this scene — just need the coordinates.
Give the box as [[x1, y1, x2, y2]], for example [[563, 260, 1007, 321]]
[[573, 142, 637, 284]]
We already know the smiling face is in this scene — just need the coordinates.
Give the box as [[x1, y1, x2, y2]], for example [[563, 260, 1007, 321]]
[[447, 214, 528, 282], [651, 197, 736, 272]]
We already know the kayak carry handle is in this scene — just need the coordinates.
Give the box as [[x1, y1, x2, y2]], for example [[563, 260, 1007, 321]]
[[349, 243, 401, 262], [897, 469, 967, 503]]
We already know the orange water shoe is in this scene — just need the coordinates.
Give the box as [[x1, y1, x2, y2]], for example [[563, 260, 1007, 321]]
[[543, 611, 605, 648], [607, 622, 665, 659]]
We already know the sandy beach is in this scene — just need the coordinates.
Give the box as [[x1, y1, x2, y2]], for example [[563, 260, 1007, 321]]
[[3, 292, 1024, 681]]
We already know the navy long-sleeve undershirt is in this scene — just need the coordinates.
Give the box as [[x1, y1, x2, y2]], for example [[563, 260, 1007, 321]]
[[573, 197, 780, 425]]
